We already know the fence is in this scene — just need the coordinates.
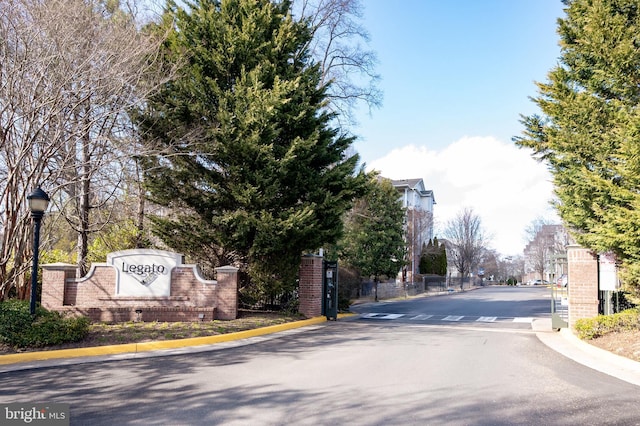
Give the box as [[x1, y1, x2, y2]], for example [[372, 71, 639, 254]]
[[355, 275, 466, 301], [238, 288, 298, 312], [599, 289, 637, 315]]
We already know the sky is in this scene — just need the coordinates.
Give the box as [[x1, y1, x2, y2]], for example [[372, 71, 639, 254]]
[[350, 0, 566, 256]]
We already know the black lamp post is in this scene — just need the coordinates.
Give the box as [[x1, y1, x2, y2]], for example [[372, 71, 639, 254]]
[[27, 187, 50, 315]]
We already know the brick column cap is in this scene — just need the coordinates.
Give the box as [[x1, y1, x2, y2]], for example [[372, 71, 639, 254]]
[[215, 265, 239, 273], [42, 263, 76, 271], [567, 244, 595, 252]]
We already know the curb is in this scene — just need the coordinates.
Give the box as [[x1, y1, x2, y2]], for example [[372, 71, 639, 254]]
[[558, 327, 640, 386], [535, 318, 640, 387], [0, 314, 353, 367]]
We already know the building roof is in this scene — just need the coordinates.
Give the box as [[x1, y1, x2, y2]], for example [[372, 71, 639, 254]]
[[390, 178, 423, 190], [389, 178, 436, 204]]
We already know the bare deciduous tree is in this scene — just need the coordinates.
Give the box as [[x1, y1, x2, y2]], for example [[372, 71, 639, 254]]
[[0, 0, 167, 298], [1, 0, 74, 299], [523, 218, 569, 283], [443, 207, 489, 288], [47, 0, 168, 276], [292, 0, 382, 125]]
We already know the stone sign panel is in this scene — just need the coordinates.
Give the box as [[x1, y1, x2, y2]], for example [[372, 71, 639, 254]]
[[107, 249, 183, 297]]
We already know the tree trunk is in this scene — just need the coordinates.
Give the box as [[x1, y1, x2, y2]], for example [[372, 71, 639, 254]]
[[77, 132, 91, 278], [374, 276, 379, 302], [135, 162, 146, 248]]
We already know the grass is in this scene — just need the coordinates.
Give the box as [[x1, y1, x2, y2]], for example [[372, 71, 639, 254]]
[[0, 311, 303, 354]]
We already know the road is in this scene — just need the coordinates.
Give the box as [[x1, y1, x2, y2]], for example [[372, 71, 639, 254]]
[[1, 286, 639, 425], [351, 285, 550, 327]]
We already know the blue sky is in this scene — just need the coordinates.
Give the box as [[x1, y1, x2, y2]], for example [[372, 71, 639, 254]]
[[351, 0, 566, 256]]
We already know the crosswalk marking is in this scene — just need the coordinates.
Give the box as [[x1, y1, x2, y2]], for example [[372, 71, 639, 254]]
[[361, 313, 405, 320], [442, 315, 464, 321], [359, 313, 537, 324], [410, 314, 433, 320]]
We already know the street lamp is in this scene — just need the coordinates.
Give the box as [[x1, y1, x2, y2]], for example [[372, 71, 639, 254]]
[[27, 187, 50, 315]]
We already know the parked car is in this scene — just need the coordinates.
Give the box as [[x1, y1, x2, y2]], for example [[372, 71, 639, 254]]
[[533, 279, 549, 285], [558, 274, 568, 287]]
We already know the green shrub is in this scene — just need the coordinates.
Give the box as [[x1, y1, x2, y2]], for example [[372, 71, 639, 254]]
[[0, 299, 34, 345], [574, 308, 640, 340], [0, 300, 90, 348]]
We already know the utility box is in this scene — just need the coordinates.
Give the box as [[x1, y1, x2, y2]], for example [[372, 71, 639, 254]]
[[323, 260, 338, 320]]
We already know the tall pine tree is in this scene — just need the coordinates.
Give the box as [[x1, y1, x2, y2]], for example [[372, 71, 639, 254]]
[[339, 175, 406, 301], [136, 0, 365, 295], [419, 241, 431, 275], [515, 0, 640, 291], [437, 237, 448, 276]]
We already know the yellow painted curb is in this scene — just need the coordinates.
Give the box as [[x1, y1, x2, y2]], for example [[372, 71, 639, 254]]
[[0, 315, 344, 366], [0, 343, 139, 365]]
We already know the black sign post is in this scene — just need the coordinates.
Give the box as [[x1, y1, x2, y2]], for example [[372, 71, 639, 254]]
[[323, 260, 338, 320]]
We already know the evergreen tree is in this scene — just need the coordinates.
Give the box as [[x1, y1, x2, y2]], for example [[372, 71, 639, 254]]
[[432, 237, 447, 276], [420, 239, 435, 275], [136, 0, 365, 295], [419, 237, 447, 276], [339, 175, 406, 301], [419, 242, 430, 274], [515, 0, 640, 290]]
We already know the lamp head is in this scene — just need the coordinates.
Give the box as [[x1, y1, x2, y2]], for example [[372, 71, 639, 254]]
[[27, 187, 50, 213]]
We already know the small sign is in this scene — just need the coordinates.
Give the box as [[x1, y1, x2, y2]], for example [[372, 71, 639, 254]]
[[598, 252, 618, 291], [108, 249, 182, 297]]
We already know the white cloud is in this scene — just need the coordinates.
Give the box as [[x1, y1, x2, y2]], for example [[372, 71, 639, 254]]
[[366, 136, 558, 255]]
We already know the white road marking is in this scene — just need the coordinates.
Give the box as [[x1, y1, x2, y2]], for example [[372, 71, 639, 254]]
[[358, 313, 540, 324], [410, 314, 434, 320], [476, 316, 497, 322], [361, 313, 405, 320], [442, 315, 464, 321]]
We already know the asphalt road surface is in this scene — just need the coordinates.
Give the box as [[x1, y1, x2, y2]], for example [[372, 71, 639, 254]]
[[1, 286, 639, 425], [351, 285, 551, 328]]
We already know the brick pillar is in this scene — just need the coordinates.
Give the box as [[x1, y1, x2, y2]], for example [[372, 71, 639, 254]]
[[567, 245, 599, 328], [299, 255, 323, 318], [41, 263, 76, 309], [215, 266, 238, 320]]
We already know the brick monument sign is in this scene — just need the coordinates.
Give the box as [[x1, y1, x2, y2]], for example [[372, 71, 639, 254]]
[[41, 249, 238, 323]]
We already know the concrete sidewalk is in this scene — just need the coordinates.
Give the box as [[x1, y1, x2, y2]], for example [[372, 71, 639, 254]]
[[534, 318, 640, 387]]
